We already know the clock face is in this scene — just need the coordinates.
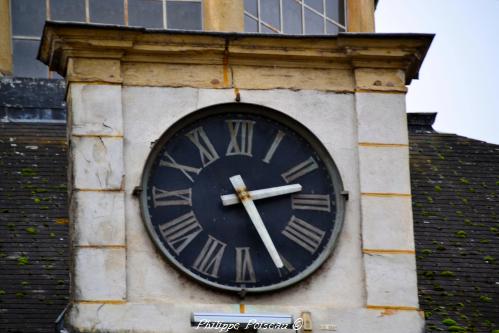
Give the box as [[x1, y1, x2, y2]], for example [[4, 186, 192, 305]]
[[139, 103, 345, 293]]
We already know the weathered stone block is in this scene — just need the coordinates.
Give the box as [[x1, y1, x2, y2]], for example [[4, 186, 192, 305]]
[[71, 137, 124, 190], [356, 92, 408, 144], [73, 191, 125, 246], [70, 84, 123, 136], [74, 247, 126, 301], [358, 146, 411, 194], [364, 253, 419, 308], [361, 196, 415, 250]]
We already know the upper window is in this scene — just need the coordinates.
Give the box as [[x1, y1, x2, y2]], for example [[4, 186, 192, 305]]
[[11, 0, 203, 78], [244, 0, 345, 34]]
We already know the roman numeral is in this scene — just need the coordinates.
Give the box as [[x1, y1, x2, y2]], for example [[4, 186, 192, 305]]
[[193, 235, 226, 278], [277, 253, 295, 278], [282, 216, 325, 254], [226, 119, 255, 156], [152, 186, 192, 207], [235, 247, 256, 283], [185, 126, 220, 167], [262, 130, 285, 163], [291, 194, 331, 212], [159, 152, 201, 183], [281, 157, 318, 183], [159, 211, 202, 255]]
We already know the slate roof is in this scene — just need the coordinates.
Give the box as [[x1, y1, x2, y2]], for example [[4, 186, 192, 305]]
[[409, 113, 499, 333], [0, 78, 69, 333]]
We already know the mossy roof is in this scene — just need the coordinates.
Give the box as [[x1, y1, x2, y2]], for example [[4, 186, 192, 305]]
[[409, 113, 499, 333]]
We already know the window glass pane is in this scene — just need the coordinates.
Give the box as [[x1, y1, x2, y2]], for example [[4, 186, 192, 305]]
[[13, 39, 47, 78], [51, 0, 85, 22], [305, 0, 323, 13], [244, 0, 258, 17], [326, 0, 344, 25], [260, 0, 280, 31], [166, 1, 202, 30], [283, 0, 302, 34], [244, 15, 258, 33], [326, 21, 339, 34], [304, 8, 323, 34], [89, 0, 125, 25], [12, 0, 46, 36], [129, 0, 164, 28]]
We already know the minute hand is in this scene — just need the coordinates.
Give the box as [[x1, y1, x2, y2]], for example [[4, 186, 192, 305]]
[[221, 184, 302, 206], [229, 175, 284, 268]]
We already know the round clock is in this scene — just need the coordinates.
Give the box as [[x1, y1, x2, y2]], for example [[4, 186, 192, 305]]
[[139, 103, 345, 293]]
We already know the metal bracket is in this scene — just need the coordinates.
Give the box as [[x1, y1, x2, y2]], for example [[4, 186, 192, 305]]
[[341, 190, 349, 201], [132, 186, 143, 197]]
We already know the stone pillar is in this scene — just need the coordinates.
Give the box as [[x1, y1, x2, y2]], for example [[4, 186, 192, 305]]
[[203, 0, 244, 32], [354, 68, 420, 311], [347, 0, 375, 32], [0, 0, 13, 76], [67, 59, 127, 304]]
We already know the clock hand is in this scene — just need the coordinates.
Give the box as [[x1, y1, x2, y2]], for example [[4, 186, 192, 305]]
[[221, 184, 302, 206], [229, 175, 284, 269]]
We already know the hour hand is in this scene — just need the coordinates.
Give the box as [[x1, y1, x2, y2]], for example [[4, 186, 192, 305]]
[[221, 184, 302, 206], [229, 175, 284, 268]]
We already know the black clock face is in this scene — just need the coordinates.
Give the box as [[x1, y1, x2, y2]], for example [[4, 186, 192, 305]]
[[140, 103, 344, 293]]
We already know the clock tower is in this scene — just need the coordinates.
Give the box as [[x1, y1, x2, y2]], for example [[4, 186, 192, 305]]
[[39, 3, 432, 332]]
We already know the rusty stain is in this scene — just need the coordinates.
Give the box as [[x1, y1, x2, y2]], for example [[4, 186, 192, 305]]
[[373, 80, 382, 86], [236, 187, 251, 201], [223, 40, 230, 87], [211, 78, 220, 85], [234, 87, 241, 102], [55, 218, 69, 225], [239, 303, 245, 313], [363, 249, 416, 255]]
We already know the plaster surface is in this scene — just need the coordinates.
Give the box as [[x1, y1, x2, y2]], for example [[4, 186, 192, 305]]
[[122, 87, 364, 308]]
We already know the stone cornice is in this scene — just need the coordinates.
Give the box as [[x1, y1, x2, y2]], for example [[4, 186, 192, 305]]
[[39, 22, 433, 92]]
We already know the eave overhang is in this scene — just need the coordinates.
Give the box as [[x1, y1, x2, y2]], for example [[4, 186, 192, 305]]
[[38, 21, 433, 90]]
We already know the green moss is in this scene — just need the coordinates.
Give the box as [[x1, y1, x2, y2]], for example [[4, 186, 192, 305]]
[[455, 230, 467, 238], [434, 185, 442, 192], [479, 295, 492, 303], [460, 198, 468, 204], [425, 311, 432, 319], [17, 256, 29, 265], [0, 289, 5, 296], [25, 227, 37, 235], [442, 319, 457, 326], [422, 249, 432, 255], [15, 292, 26, 298], [440, 271, 456, 277], [479, 239, 490, 244], [423, 271, 436, 278], [447, 325, 466, 332], [437, 244, 446, 251], [20, 168, 37, 177], [438, 153, 445, 160], [20, 281, 29, 286], [7, 223, 15, 231], [39, 206, 49, 210], [483, 256, 495, 262], [491, 330, 499, 333], [490, 227, 498, 233], [49, 232, 56, 238], [459, 177, 470, 185], [33, 197, 41, 204], [427, 196, 434, 203]]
